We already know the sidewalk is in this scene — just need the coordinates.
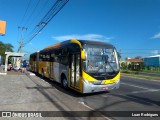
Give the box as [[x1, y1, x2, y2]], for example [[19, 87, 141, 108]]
[[0, 73, 95, 119], [0, 67, 34, 75], [7, 69, 28, 75], [0, 65, 6, 75], [0, 75, 55, 111], [0, 74, 67, 119]]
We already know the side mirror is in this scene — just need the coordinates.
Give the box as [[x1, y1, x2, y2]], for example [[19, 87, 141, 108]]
[[81, 50, 85, 60]]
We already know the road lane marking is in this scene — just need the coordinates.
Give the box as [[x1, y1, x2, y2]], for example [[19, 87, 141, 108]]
[[121, 82, 151, 90], [121, 75, 160, 83], [78, 101, 94, 110], [119, 89, 160, 95], [129, 89, 160, 94], [78, 101, 112, 120]]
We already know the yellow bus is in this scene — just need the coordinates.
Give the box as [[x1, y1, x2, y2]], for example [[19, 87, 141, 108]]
[[29, 39, 120, 93]]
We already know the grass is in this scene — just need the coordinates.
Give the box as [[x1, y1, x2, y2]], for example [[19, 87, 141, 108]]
[[143, 70, 160, 74], [121, 70, 140, 74], [121, 69, 160, 80], [121, 73, 160, 80]]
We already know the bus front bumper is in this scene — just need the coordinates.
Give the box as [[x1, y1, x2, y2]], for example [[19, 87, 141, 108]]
[[82, 79, 120, 93]]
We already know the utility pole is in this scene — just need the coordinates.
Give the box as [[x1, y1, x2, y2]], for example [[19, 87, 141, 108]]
[[14, 26, 27, 68], [18, 26, 27, 53]]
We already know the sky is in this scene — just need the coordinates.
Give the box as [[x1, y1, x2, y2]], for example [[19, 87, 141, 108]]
[[0, 0, 160, 60]]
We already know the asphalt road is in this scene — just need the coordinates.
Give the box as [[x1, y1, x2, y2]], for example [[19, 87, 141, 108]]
[[138, 72, 160, 78], [30, 74, 160, 120], [80, 76, 160, 120], [0, 73, 160, 120]]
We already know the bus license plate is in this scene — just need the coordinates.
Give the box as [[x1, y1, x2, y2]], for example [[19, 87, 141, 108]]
[[102, 86, 108, 90]]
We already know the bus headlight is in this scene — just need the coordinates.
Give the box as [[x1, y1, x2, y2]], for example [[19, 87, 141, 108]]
[[92, 81, 102, 85], [82, 79, 102, 85], [115, 78, 120, 83], [82, 79, 93, 85]]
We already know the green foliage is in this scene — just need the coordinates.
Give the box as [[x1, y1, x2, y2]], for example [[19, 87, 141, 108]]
[[134, 71, 139, 74], [121, 62, 128, 70], [121, 62, 144, 71], [0, 41, 14, 64], [121, 70, 131, 74]]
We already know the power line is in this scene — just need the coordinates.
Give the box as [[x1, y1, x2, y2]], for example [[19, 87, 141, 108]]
[[27, 0, 52, 28], [23, 0, 69, 46], [24, 0, 41, 27], [17, 26, 28, 53], [19, 0, 32, 26], [26, 0, 53, 37], [121, 52, 154, 54], [120, 49, 160, 50]]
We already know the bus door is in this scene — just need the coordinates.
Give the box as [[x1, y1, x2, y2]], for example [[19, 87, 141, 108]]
[[36, 52, 39, 73], [50, 53, 55, 80], [50, 62, 54, 79], [70, 54, 80, 90]]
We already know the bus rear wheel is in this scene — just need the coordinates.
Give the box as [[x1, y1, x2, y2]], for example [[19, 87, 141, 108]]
[[62, 77, 68, 89], [41, 69, 44, 78]]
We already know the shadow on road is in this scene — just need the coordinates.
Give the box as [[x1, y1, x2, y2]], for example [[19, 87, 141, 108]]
[[25, 73, 111, 119], [30, 73, 110, 97], [127, 94, 160, 106]]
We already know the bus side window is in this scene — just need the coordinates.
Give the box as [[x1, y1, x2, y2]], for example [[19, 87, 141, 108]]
[[51, 53, 55, 62], [55, 49, 62, 56], [55, 49, 62, 63], [33, 55, 36, 61], [46, 54, 50, 61], [39, 53, 43, 61], [61, 56, 68, 65], [61, 48, 68, 65], [42, 54, 46, 61], [62, 48, 68, 55], [68, 43, 80, 53]]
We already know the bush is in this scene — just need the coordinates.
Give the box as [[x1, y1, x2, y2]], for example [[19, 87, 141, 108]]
[[121, 70, 131, 74], [134, 71, 139, 74]]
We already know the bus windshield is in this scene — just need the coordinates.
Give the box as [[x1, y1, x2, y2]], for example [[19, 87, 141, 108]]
[[83, 44, 120, 73]]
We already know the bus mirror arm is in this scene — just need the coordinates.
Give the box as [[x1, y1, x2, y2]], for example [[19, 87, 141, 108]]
[[81, 50, 85, 60]]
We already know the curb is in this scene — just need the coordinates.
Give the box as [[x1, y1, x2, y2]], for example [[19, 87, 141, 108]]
[[0, 72, 7, 75], [28, 72, 35, 76]]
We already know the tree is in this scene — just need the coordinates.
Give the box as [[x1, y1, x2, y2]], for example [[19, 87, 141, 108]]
[[121, 62, 128, 70], [0, 41, 14, 64]]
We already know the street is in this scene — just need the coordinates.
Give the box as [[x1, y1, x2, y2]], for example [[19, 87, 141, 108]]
[[0, 73, 160, 120], [81, 76, 160, 119], [137, 72, 160, 78]]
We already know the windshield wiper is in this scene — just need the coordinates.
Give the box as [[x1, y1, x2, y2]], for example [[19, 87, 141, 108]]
[[95, 63, 115, 75], [102, 54, 116, 74], [106, 61, 116, 74]]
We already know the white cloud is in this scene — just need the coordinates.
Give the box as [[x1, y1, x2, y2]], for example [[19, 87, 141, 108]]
[[151, 32, 160, 39], [52, 34, 113, 42], [151, 50, 160, 55]]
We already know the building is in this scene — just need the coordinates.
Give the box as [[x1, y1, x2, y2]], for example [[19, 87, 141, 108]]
[[143, 55, 160, 67], [125, 58, 144, 63], [120, 58, 143, 70], [125, 58, 144, 70]]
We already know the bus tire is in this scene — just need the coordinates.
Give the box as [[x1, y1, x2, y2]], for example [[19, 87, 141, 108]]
[[41, 69, 44, 78], [61, 76, 68, 89]]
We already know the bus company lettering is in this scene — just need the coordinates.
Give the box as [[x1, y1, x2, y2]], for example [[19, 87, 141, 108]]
[[12, 112, 42, 117]]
